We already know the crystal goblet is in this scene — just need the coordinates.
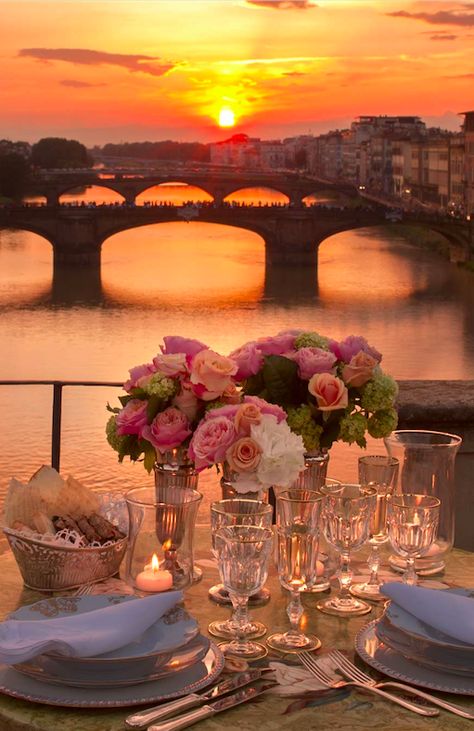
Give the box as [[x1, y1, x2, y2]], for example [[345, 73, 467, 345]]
[[267, 488, 324, 652], [387, 494, 440, 585], [215, 524, 273, 660], [208, 499, 273, 639], [317, 483, 377, 617], [351, 455, 399, 601]]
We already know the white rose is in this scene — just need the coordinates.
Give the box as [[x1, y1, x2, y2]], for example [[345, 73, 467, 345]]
[[251, 415, 306, 489]]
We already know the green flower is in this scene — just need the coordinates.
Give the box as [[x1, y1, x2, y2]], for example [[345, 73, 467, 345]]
[[367, 409, 398, 438], [286, 405, 323, 452], [142, 372, 177, 399], [361, 373, 398, 412], [105, 415, 126, 453], [339, 411, 368, 448], [294, 331, 330, 351]]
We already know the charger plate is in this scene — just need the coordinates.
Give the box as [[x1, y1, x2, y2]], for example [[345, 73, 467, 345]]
[[0, 644, 224, 708], [355, 621, 474, 696]]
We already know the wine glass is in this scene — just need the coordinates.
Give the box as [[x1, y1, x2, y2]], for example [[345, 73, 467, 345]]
[[317, 483, 377, 617], [387, 494, 440, 585], [208, 498, 273, 639], [267, 488, 324, 652], [304, 478, 342, 593], [214, 524, 273, 660], [351, 455, 399, 601]]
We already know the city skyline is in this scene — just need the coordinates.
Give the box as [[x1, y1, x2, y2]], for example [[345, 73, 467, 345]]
[[1, 0, 473, 145]]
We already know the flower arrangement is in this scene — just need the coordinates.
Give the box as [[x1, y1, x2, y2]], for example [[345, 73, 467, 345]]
[[106, 336, 239, 471], [188, 396, 306, 494], [229, 331, 398, 452]]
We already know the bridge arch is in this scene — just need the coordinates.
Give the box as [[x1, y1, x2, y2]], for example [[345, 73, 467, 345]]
[[224, 186, 290, 206], [0, 222, 55, 248], [135, 182, 214, 205], [58, 184, 125, 204]]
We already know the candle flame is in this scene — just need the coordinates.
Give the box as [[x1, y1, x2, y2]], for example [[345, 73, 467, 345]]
[[151, 553, 159, 573], [162, 539, 172, 551]]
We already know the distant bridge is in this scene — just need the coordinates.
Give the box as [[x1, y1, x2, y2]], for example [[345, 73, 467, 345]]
[[0, 203, 471, 275], [25, 169, 358, 207]]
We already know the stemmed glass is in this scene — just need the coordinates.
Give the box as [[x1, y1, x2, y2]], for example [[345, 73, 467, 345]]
[[214, 524, 273, 660], [317, 483, 377, 617], [387, 494, 440, 585], [351, 455, 399, 601], [267, 488, 324, 652], [208, 499, 273, 639]]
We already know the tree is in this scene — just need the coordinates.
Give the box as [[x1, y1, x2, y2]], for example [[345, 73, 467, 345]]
[[0, 153, 31, 199], [31, 137, 92, 169]]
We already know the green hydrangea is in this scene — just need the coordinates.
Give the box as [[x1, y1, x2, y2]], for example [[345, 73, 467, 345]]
[[205, 400, 226, 412], [339, 411, 368, 447], [105, 415, 126, 452], [286, 405, 323, 451], [361, 373, 398, 412], [142, 372, 177, 399], [367, 408, 398, 438], [294, 331, 330, 351]]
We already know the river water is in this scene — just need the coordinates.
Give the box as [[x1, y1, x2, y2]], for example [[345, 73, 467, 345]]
[[1, 183, 474, 518]]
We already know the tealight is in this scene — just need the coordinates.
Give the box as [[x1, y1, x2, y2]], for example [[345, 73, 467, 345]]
[[135, 553, 173, 592]]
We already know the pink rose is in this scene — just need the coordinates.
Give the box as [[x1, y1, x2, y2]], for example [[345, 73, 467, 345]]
[[124, 363, 156, 392], [226, 437, 262, 473], [161, 336, 208, 362], [330, 335, 382, 364], [141, 407, 191, 452], [292, 347, 337, 380], [152, 352, 187, 377], [228, 341, 263, 381], [256, 333, 296, 356], [190, 349, 238, 401], [189, 416, 237, 470], [172, 382, 199, 422], [235, 402, 262, 435], [342, 351, 378, 388], [308, 373, 348, 411], [221, 382, 241, 404], [116, 399, 148, 436], [244, 395, 287, 423]]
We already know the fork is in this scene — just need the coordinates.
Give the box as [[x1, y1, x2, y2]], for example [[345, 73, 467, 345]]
[[299, 651, 438, 716], [329, 649, 474, 720]]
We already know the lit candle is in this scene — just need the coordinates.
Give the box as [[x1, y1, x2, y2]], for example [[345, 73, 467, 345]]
[[135, 553, 173, 592]]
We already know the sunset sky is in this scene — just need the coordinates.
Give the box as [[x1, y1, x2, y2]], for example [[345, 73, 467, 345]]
[[1, 0, 473, 145]]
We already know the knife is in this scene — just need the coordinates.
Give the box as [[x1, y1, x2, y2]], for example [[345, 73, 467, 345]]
[[125, 669, 270, 729], [147, 684, 275, 731]]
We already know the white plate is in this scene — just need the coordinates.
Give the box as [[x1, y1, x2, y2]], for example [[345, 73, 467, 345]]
[[0, 644, 224, 708], [356, 621, 474, 696]]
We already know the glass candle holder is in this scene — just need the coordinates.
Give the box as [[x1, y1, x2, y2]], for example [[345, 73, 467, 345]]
[[125, 486, 202, 592]]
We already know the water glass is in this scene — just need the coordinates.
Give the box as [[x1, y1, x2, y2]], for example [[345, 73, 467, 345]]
[[387, 494, 440, 585], [214, 525, 273, 660], [267, 489, 324, 652], [351, 455, 399, 601], [208, 499, 273, 639], [317, 483, 377, 617]]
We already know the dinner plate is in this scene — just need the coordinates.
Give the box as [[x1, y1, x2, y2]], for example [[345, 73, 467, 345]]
[[0, 643, 224, 708], [10, 594, 199, 667], [14, 635, 210, 688], [356, 621, 474, 696]]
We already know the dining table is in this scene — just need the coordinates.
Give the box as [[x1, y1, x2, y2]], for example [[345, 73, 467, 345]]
[[0, 527, 472, 731]]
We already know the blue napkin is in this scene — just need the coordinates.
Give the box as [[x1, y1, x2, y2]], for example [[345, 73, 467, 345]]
[[0, 591, 182, 665], [382, 583, 474, 646]]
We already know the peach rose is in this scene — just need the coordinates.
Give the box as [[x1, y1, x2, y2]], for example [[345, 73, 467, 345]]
[[342, 350, 378, 388], [234, 402, 262, 435], [226, 437, 262, 473], [190, 349, 238, 400], [221, 382, 241, 405], [308, 373, 348, 411]]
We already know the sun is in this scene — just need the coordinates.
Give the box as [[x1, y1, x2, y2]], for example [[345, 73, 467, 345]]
[[218, 107, 235, 128]]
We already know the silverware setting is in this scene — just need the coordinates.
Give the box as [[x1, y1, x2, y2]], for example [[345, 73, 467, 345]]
[[298, 650, 439, 716], [328, 649, 474, 720], [125, 669, 273, 729]]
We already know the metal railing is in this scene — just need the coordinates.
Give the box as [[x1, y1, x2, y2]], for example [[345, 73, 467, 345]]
[[0, 380, 121, 471]]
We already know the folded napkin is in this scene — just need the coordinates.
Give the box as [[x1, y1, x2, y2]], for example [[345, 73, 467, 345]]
[[0, 591, 182, 666], [381, 583, 474, 646]]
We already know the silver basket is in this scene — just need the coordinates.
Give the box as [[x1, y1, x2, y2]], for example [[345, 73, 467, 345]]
[[3, 492, 129, 591]]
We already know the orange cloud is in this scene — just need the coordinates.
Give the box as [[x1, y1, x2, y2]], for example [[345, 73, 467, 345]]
[[18, 48, 176, 76], [388, 6, 474, 27]]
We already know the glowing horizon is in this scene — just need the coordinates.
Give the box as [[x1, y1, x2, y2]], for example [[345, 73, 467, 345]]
[[1, 0, 473, 145]]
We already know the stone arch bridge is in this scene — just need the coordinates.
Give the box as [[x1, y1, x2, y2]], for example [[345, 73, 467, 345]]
[[0, 204, 471, 275]]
